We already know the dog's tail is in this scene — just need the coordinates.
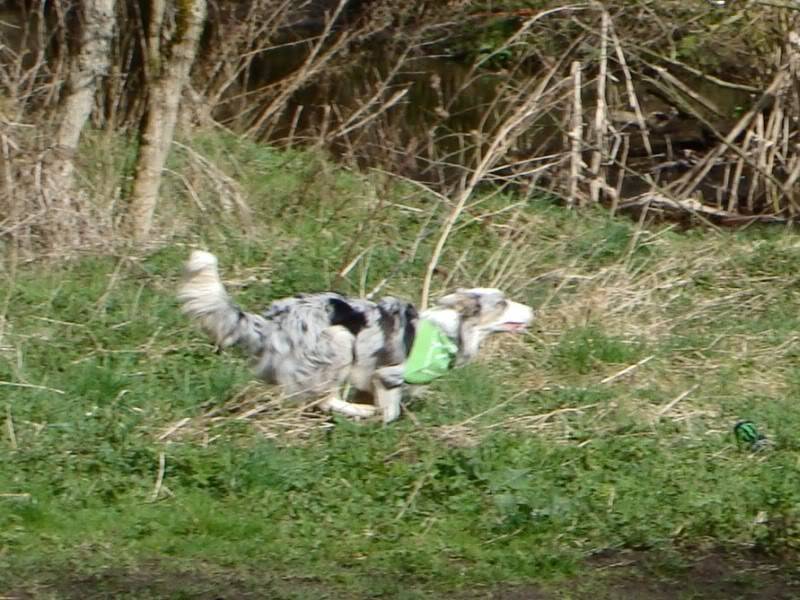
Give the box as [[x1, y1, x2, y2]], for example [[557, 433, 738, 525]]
[[178, 250, 267, 355]]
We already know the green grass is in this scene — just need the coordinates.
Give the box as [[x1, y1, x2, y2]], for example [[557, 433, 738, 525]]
[[4, 138, 800, 597]]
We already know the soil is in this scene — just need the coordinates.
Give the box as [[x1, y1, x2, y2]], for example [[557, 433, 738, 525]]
[[4, 550, 800, 599], [568, 548, 800, 600]]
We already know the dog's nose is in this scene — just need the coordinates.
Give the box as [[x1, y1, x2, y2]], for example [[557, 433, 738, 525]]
[[509, 301, 535, 325]]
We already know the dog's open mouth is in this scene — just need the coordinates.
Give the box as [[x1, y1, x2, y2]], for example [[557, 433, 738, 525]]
[[501, 322, 528, 332]]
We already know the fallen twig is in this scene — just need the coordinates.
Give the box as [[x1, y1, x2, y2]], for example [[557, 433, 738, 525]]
[[394, 472, 430, 522], [157, 417, 191, 441], [600, 355, 655, 385], [149, 451, 166, 502], [0, 381, 65, 394], [657, 384, 700, 418]]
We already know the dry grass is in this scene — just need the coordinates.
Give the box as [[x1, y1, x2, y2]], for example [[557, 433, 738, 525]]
[[157, 383, 339, 445]]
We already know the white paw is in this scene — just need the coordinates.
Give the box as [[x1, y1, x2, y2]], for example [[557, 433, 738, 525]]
[[321, 398, 377, 419], [381, 404, 401, 424]]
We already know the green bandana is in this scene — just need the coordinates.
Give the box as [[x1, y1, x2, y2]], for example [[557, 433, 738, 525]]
[[404, 319, 458, 384]]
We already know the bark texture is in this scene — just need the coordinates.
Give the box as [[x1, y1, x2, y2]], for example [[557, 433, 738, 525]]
[[128, 0, 207, 241], [42, 0, 115, 244]]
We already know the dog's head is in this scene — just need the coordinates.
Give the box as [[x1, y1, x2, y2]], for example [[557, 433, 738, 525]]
[[430, 288, 534, 360], [436, 288, 534, 332]]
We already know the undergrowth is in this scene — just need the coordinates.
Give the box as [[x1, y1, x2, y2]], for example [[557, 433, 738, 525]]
[[3, 133, 800, 598]]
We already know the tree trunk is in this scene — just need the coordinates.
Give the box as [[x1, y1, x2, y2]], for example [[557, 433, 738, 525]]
[[42, 0, 115, 243], [57, 0, 115, 153], [128, 0, 207, 242]]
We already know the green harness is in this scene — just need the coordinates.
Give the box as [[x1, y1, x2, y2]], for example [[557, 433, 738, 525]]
[[404, 319, 458, 384]]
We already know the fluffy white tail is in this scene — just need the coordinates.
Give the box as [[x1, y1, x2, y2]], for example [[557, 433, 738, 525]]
[[178, 250, 267, 354]]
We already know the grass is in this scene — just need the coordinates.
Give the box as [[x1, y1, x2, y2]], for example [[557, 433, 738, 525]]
[[4, 135, 800, 598]]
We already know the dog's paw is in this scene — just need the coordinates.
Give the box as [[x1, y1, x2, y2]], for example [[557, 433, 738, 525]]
[[321, 398, 378, 419], [381, 404, 401, 424]]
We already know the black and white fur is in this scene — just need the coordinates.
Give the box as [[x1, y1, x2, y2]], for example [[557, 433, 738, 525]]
[[178, 251, 534, 423]]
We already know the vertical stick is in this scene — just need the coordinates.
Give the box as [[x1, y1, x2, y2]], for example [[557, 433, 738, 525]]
[[763, 100, 783, 212], [589, 10, 610, 203], [746, 114, 765, 212], [589, 9, 609, 205], [612, 135, 629, 216], [610, 25, 652, 157], [569, 61, 583, 208], [728, 129, 753, 213], [5, 405, 17, 450]]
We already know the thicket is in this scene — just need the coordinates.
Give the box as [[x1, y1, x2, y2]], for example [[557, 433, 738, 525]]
[[1, 0, 799, 262]]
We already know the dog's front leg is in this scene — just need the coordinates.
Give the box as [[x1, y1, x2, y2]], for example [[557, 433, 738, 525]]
[[319, 397, 377, 419], [373, 365, 404, 424]]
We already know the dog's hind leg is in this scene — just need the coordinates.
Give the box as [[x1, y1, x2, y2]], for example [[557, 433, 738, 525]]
[[319, 397, 377, 419], [373, 365, 404, 424]]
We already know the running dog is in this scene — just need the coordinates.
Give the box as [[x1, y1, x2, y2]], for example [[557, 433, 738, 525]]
[[178, 250, 534, 423]]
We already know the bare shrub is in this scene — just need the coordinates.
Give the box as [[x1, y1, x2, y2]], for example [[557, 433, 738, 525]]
[[298, 2, 799, 228], [0, 1, 116, 255]]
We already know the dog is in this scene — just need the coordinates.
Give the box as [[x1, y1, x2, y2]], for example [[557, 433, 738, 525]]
[[178, 250, 534, 423]]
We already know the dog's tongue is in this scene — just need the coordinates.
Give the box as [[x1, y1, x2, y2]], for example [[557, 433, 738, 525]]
[[504, 322, 528, 332]]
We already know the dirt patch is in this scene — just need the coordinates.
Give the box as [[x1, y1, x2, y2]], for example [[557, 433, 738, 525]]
[[4, 550, 800, 599], [461, 549, 800, 600], [4, 562, 277, 600], [570, 548, 800, 600]]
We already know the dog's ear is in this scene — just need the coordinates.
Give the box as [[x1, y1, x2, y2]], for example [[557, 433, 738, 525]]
[[437, 289, 481, 317], [327, 297, 367, 335]]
